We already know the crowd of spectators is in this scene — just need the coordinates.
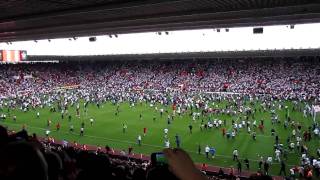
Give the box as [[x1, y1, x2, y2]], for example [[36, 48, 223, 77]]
[[0, 58, 319, 101]]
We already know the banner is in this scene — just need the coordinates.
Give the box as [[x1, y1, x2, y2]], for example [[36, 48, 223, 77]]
[[1, 50, 27, 63]]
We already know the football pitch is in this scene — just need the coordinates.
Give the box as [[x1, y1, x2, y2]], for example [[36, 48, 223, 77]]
[[0, 100, 319, 175]]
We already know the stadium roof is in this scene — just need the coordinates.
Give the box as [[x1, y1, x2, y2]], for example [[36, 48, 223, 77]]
[[0, 0, 320, 42], [2, 23, 320, 57], [27, 50, 320, 62]]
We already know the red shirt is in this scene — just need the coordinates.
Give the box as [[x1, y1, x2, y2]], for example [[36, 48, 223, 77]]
[[143, 128, 147, 133], [201, 163, 208, 171], [172, 104, 176, 110]]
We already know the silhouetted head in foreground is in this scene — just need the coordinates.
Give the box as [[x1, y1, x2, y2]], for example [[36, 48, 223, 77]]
[[0, 125, 8, 148], [0, 141, 48, 180]]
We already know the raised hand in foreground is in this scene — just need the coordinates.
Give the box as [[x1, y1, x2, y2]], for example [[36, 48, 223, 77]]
[[163, 148, 208, 180]]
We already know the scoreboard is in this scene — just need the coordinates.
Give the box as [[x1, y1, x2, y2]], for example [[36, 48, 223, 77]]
[[0, 50, 27, 63]]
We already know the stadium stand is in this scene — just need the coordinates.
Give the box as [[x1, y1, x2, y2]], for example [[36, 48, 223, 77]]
[[0, 58, 319, 100]]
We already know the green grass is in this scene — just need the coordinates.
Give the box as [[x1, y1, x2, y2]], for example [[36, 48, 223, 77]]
[[0, 100, 319, 175]]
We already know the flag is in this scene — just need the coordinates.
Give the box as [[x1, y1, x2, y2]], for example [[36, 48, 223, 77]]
[[1, 50, 27, 62]]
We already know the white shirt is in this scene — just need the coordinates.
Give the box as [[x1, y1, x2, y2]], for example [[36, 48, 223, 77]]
[[313, 159, 317, 166], [296, 136, 301, 142], [205, 146, 210, 153], [275, 149, 281, 156], [290, 168, 294, 175], [165, 140, 170, 148], [233, 150, 238, 156], [290, 142, 295, 148], [138, 135, 141, 140], [164, 128, 168, 134], [232, 131, 236, 137], [46, 130, 50, 135]]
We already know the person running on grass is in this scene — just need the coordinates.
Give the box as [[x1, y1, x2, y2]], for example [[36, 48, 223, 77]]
[[244, 158, 250, 170], [123, 123, 127, 133], [80, 127, 84, 136], [47, 119, 51, 127], [90, 118, 94, 126], [205, 145, 210, 158], [165, 139, 170, 148], [188, 124, 193, 134], [56, 122, 60, 131], [70, 124, 74, 132], [175, 134, 181, 148], [198, 144, 201, 155], [164, 128, 169, 138], [209, 147, 216, 159], [143, 127, 147, 136], [45, 129, 50, 137], [137, 135, 142, 146], [233, 149, 239, 161]]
